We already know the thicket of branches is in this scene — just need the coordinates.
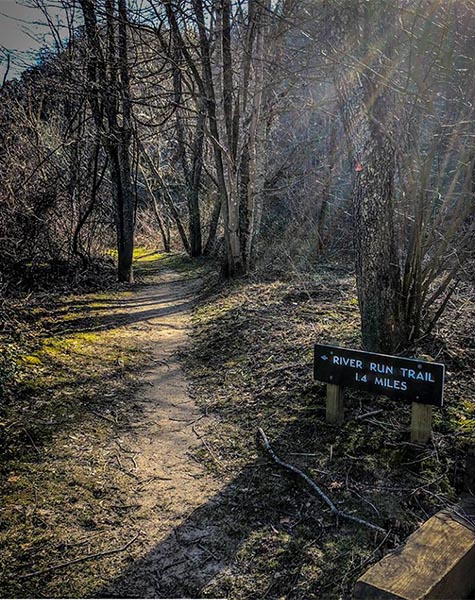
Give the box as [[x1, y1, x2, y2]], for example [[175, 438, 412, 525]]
[[0, 0, 474, 351]]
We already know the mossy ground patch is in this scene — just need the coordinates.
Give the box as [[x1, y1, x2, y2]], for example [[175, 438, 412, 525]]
[[0, 249, 181, 597]]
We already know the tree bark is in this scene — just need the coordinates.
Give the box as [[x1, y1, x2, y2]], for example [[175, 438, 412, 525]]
[[203, 192, 222, 255], [79, 0, 135, 283], [333, 7, 402, 352], [187, 106, 206, 257], [110, 143, 134, 282]]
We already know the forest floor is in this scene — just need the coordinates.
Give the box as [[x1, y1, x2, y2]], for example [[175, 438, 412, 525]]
[[1, 250, 227, 598], [1, 252, 474, 599]]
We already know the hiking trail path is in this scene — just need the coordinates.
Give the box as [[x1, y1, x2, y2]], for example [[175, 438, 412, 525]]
[[99, 269, 227, 598]]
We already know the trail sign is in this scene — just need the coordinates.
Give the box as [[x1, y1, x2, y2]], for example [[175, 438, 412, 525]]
[[314, 344, 445, 407]]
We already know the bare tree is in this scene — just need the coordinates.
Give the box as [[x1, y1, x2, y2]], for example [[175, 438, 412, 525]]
[[79, 0, 135, 283], [162, 0, 295, 276], [320, 0, 475, 351]]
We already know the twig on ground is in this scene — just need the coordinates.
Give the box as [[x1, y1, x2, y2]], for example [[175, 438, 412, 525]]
[[201, 437, 225, 471], [192, 425, 205, 439], [257, 428, 386, 535], [198, 542, 220, 561], [190, 425, 226, 471], [114, 454, 139, 479], [126, 454, 138, 470], [23, 428, 41, 455], [186, 450, 201, 464], [160, 557, 188, 574], [354, 409, 384, 420], [90, 410, 117, 425], [115, 440, 135, 453], [188, 413, 207, 426], [19, 532, 140, 579]]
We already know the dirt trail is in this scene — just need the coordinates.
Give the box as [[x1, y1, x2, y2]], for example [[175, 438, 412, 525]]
[[98, 269, 225, 597], [2, 264, 246, 599]]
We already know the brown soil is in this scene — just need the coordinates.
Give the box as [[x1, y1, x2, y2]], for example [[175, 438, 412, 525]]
[[1, 262, 233, 599], [2, 257, 474, 600], [96, 270, 225, 598]]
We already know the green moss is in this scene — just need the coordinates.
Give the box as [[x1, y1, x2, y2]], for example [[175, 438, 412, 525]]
[[134, 248, 167, 262], [21, 355, 42, 366], [106, 246, 206, 280], [159, 253, 197, 272], [106, 246, 164, 262]]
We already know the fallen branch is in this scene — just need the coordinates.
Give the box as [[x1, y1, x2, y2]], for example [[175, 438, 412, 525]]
[[89, 410, 117, 425], [257, 428, 386, 535], [19, 532, 140, 579], [354, 409, 384, 421]]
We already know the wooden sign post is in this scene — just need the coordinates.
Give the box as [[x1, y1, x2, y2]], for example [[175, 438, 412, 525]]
[[326, 383, 345, 424], [411, 402, 433, 444], [314, 344, 445, 443]]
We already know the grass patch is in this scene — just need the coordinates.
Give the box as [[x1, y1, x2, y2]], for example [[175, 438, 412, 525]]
[[0, 250, 199, 597], [105, 246, 203, 279], [184, 267, 472, 599]]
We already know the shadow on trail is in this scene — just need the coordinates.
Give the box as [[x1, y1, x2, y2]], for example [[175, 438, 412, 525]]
[[92, 392, 417, 599], [11, 274, 199, 470], [93, 419, 327, 600], [95, 467, 259, 598], [39, 280, 197, 338], [92, 278, 414, 599], [91, 293, 353, 599]]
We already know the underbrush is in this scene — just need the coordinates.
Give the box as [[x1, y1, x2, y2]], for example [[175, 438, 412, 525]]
[[184, 265, 473, 599], [0, 256, 118, 297]]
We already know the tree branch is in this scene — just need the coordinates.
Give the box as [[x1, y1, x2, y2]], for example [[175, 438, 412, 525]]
[[257, 428, 386, 535]]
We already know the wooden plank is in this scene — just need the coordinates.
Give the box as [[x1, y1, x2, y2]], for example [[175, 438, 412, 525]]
[[353, 509, 475, 599], [326, 383, 344, 424], [411, 402, 432, 443]]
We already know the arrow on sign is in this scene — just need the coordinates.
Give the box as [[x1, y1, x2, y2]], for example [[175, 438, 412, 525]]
[[321, 355, 328, 361]]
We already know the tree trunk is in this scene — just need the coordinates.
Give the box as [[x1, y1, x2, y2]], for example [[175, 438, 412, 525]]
[[222, 171, 244, 276], [203, 192, 221, 255], [316, 121, 337, 253], [336, 67, 401, 352], [79, 0, 135, 284], [110, 144, 134, 283], [352, 137, 401, 352], [188, 107, 206, 257], [150, 191, 171, 253], [332, 3, 402, 353]]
